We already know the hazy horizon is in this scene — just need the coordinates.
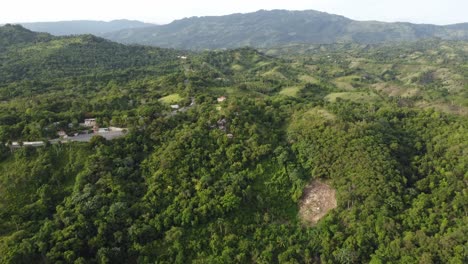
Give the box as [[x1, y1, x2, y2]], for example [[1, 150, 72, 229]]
[[1, 0, 467, 26]]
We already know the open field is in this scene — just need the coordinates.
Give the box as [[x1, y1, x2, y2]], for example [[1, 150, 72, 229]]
[[159, 93, 183, 104], [325, 92, 380, 103], [279, 86, 301, 97]]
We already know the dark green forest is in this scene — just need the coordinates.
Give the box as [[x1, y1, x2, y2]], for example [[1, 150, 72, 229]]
[[0, 25, 467, 263]]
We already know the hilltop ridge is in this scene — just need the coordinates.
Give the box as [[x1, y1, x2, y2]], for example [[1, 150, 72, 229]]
[[102, 9, 468, 49]]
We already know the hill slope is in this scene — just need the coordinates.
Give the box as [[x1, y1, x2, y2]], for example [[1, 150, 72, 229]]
[[103, 10, 468, 50], [0, 24, 52, 49], [0, 25, 180, 82], [20, 19, 155, 36], [0, 23, 467, 264]]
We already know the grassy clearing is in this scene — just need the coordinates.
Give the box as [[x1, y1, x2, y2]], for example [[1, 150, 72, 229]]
[[279, 86, 301, 97], [416, 101, 468, 116], [325, 92, 380, 103], [333, 81, 354, 91], [305, 108, 336, 121], [299, 75, 318, 83], [372, 83, 421, 98], [349, 58, 366, 69], [262, 68, 287, 80], [231, 64, 244, 71], [206, 86, 266, 98], [332, 75, 362, 91], [255, 61, 271, 67], [159, 93, 183, 104]]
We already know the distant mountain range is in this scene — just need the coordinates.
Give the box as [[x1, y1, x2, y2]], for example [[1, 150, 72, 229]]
[[5, 10, 468, 50], [102, 10, 468, 50], [19, 19, 154, 36]]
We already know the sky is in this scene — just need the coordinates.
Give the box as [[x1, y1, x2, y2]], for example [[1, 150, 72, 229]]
[[0, 0, 467, 25]]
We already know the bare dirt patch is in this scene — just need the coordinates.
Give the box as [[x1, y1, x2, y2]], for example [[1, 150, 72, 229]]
[[299, 180, 337, 225]]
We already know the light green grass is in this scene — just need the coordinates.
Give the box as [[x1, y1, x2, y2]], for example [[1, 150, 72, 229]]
[[299, 75, 318, 83], [333, 75, 362, 91], [206, 86, 266, 98], [21, 38, 84, 53], [279, 86, 301, 97], [325, 92, 380, 103], [159, 93, 183, 104], [304, 108, 336, 120], [256, 61, 272, 67], [262, 68, 287, 80], [231, 64, 244, 71]]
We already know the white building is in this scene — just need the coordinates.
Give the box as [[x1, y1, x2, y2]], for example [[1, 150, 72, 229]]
[[84, 118, 97, 127]]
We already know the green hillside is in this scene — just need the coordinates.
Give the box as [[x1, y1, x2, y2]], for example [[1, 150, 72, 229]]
[[0, 25, 467, 263], [0, 25, 181, 82], [0, 24, 52, 49], [103, 10, 468, 50], [264, 40, 468, 114]]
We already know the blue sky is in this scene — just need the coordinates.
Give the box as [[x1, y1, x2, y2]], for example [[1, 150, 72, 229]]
[[1, 0, 467, 25]]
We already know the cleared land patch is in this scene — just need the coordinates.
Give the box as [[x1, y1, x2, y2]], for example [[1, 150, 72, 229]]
[[304, 108, 336, 121], [279, 86, 300, 97], [159, 93, 183, 104], [231, 64, 244, 71], [299, 180, 337, 225], [325, 92, 380, 103], [262, 68, 287, 80], [299, 74, 318, 83], [332, 75, 362, 91], [373, 83, 421, 98]]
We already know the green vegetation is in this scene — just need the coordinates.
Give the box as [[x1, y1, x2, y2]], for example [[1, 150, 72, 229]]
[[279, 86, 300, 97], [265, 40, 468, 115], [0, 25, 467, 263], [325, 92, 380, 103], [102, 10, 468, 50], [159, 93, 183, 104]]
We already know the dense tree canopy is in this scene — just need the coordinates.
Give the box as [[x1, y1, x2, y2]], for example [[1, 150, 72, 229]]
[[0, 25, 467, 263]]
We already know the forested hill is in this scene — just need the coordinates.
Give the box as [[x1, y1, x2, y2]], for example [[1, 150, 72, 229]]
[[103, 9, 468, 50], [20, 20, 155, 36], [0, 24, 53, 49], [0, 25, 182, 82], [0, 25, 467, 263]]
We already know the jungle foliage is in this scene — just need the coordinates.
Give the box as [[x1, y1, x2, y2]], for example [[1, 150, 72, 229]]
[[0, 25, 467, 263]]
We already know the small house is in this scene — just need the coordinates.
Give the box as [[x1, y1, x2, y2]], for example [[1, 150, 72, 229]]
[[171, 105, 180, 109], [57, 130, 67, 138], [84, 118, 97, 127], [217, 96, 227, 103]]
